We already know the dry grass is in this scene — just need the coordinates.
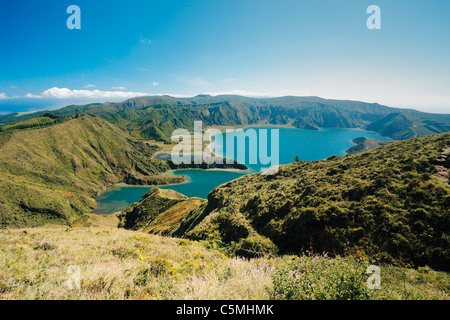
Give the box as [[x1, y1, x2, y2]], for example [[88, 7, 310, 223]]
[[0, 226, 448, 300], [0, 227, 272, 300]]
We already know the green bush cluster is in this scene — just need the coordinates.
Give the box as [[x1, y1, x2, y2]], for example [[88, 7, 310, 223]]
[[269, 256, 372, 300]]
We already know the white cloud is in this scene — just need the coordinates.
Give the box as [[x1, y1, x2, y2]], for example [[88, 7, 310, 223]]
[[83, 84, 95, 89], [25, 93, 42, 98], [25, 87, 149, 100], [152, 82, 159, 86], [0, 93, 7, 99], [10, 85, 17, 89], [112, 86, 126, 90]]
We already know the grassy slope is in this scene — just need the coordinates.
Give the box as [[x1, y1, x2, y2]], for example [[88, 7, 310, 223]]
[[0, 114, 182, 228], [117, 188, 207, 236], [0, 226, 447, 300]]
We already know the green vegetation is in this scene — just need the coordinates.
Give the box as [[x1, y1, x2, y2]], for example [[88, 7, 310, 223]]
[[118, 188, 201, 231], [0, 114, 181, 228], [118, 188, 207, 236], [270, 256, 371, 300], [269, 255, 449, 300], [0, 227, 447, 300], [121, 133, 450, 271]]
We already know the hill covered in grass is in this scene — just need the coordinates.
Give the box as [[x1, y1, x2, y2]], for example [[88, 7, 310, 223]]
[[0, 114, 183, 228], [2, 95, 449, 142], [118, 188, 206, 236], [120, 133, 450, 270]]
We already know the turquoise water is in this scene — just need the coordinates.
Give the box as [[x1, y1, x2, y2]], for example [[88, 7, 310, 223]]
[[95, 127, 387, 214]]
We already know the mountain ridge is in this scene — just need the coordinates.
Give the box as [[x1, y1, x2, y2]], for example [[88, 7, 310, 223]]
[[1, 95, 449, 141]]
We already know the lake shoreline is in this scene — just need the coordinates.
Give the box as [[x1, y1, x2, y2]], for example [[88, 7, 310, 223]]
[[113, 175, 192, 188]]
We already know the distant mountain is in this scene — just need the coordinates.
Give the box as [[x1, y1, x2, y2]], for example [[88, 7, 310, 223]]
[[0, 114, 183, 228], [365, 112, 450, 140], [120, 132, 450, 270], [1, 95, 449, 141]]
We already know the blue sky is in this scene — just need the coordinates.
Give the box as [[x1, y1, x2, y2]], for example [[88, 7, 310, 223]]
[[0, 0, 449, 114]]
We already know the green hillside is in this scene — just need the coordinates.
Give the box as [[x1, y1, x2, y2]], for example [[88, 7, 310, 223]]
[[0, 114, 183, 228], [118, 188, 206, 236], [120, 133, 450, 270]]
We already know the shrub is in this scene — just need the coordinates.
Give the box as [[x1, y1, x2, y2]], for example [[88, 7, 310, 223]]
[[269, 256, 372, 300]]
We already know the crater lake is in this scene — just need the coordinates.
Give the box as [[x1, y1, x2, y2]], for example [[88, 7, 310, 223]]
[[95, 127, 388, 214]]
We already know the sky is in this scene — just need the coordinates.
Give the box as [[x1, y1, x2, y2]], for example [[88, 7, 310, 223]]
[[0, 0, 449, 114]]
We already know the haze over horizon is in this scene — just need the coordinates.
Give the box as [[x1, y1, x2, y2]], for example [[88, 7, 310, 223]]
[[1, 0, 449, 114]]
